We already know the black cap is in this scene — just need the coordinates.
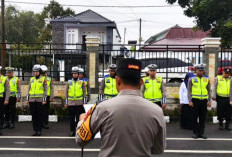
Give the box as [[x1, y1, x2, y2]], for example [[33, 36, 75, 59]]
[[116, 58, 142, 85], [117, 58, 141, 72], [224, 68, 231, 74]]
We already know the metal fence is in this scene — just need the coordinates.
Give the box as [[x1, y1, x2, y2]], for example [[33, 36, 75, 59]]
[[100, 44, 204, 82], [0, 43, 204, 82], [0, 43, 87, 81], [218, 47, 232, 74]]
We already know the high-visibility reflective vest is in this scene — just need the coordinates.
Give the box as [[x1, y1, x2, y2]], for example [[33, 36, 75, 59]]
[[144, 76, 163, 102], [142, 76, 148, 83], [0, 75, 7, 97], [9, 77, 18, 97], [68, 80, 84, 101], [104, 77, 118, 98], [29, 76, 45, 98], [79, 78, 89, 95], [191, 77, 209, 99], [45, 76, 52, 96], [217, 75, 231, 97]]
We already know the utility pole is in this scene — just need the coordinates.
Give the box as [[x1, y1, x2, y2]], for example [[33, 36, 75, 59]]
[[139, 18, 142, 49], [123, 28, 126, 45], [1, 0, 6, 69]]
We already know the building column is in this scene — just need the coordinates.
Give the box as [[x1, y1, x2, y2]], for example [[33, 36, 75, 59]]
[[86, 37, 100, 94], [202, 38, 221, 84]]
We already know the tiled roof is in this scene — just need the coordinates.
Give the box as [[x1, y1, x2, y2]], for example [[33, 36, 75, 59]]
[[50, 9, 114, 24]]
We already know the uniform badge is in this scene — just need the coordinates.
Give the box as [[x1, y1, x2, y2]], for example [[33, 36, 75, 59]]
[[69, 81, 73, 85], [194, 78, 198, 83], [145, 79, 149, 83], [157, 79, 161, 83], [31, 80, 34, 83], [106, 79, 110, 83]]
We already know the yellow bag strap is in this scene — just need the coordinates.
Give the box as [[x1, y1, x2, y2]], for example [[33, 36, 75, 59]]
[[78, 103, 98, 142]]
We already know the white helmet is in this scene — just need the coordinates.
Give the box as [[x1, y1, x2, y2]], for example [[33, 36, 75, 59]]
[[41, 65, 48, 72], [78, 68, 84, 73], [72, 66, 79, 73], [33, 64, 41, 72], [144, 67, 149, 73]]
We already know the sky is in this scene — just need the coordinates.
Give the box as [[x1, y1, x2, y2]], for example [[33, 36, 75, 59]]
[[5, 0, 196, 43]]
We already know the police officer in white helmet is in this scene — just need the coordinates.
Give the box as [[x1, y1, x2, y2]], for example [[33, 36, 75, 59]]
[[40, 65, 54, 129]]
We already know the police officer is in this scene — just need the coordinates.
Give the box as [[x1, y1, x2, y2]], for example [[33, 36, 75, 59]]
[[76, 58, 166, 156], [78, 68, 90, 102], [141, 64, 166, 109], [40, 65, 54, 129], [188, 63, 211, 139], [99, 64, 118, 101], [26, 65, 47, 136], [65, 67, 86, 137], [212, 68, 232, 131], [3, 67, 21, 129], [0, 66, 10, 135]]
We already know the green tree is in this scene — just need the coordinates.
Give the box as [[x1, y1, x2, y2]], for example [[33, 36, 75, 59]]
[[0, 5, 42, 43], [166, 0, 232, 47], [37, 0, 75, 43]]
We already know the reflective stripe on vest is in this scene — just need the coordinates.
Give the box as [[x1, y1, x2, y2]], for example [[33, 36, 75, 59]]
[[144, 77, 163, 101], [9, 77, 18, 97], [0, 75, 7, 97], [29, 76, 45, 98], [68, 80, 83, 100], [217, 75, 231, 97], [46, 76, 52, 96], [191, 77, 209, 99], [104, 77, 118, 96]]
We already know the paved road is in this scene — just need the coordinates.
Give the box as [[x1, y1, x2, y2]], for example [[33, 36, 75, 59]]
[[1, 120, 232, 157]]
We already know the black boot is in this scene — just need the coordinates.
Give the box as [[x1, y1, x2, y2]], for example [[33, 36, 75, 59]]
[[37, 131, 41, 136], [32, 131, 37, 136], [9, 122, 14, 129], [225, 121, 232, 131], [3, 122, 9, 129], [70, 131, 75, 137], [219, 121, 224, 130], [0, 129, 2, 136]]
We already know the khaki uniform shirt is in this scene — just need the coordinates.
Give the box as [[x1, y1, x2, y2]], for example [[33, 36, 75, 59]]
[[27, 76, 47, 103], [76, 90, 166, 157], [65, 78, 86, 106]]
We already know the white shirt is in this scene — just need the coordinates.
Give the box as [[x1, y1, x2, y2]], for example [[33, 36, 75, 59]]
[[179, 82, 189, 104]]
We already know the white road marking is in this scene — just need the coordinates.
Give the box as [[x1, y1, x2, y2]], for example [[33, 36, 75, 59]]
[[0, 148, 232, 154], [13, 142, 26, 144], [1, 136, 232, 141]]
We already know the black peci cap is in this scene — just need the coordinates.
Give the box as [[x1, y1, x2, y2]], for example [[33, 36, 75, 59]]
[[116, 58, 141, 72]]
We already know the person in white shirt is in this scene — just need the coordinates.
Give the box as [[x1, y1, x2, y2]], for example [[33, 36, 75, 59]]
[[179, 72, 195, 130]]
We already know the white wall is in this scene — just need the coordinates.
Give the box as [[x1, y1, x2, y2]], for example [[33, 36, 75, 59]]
[[78, 27, 107, 43], [113, 28, 121, 45]]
